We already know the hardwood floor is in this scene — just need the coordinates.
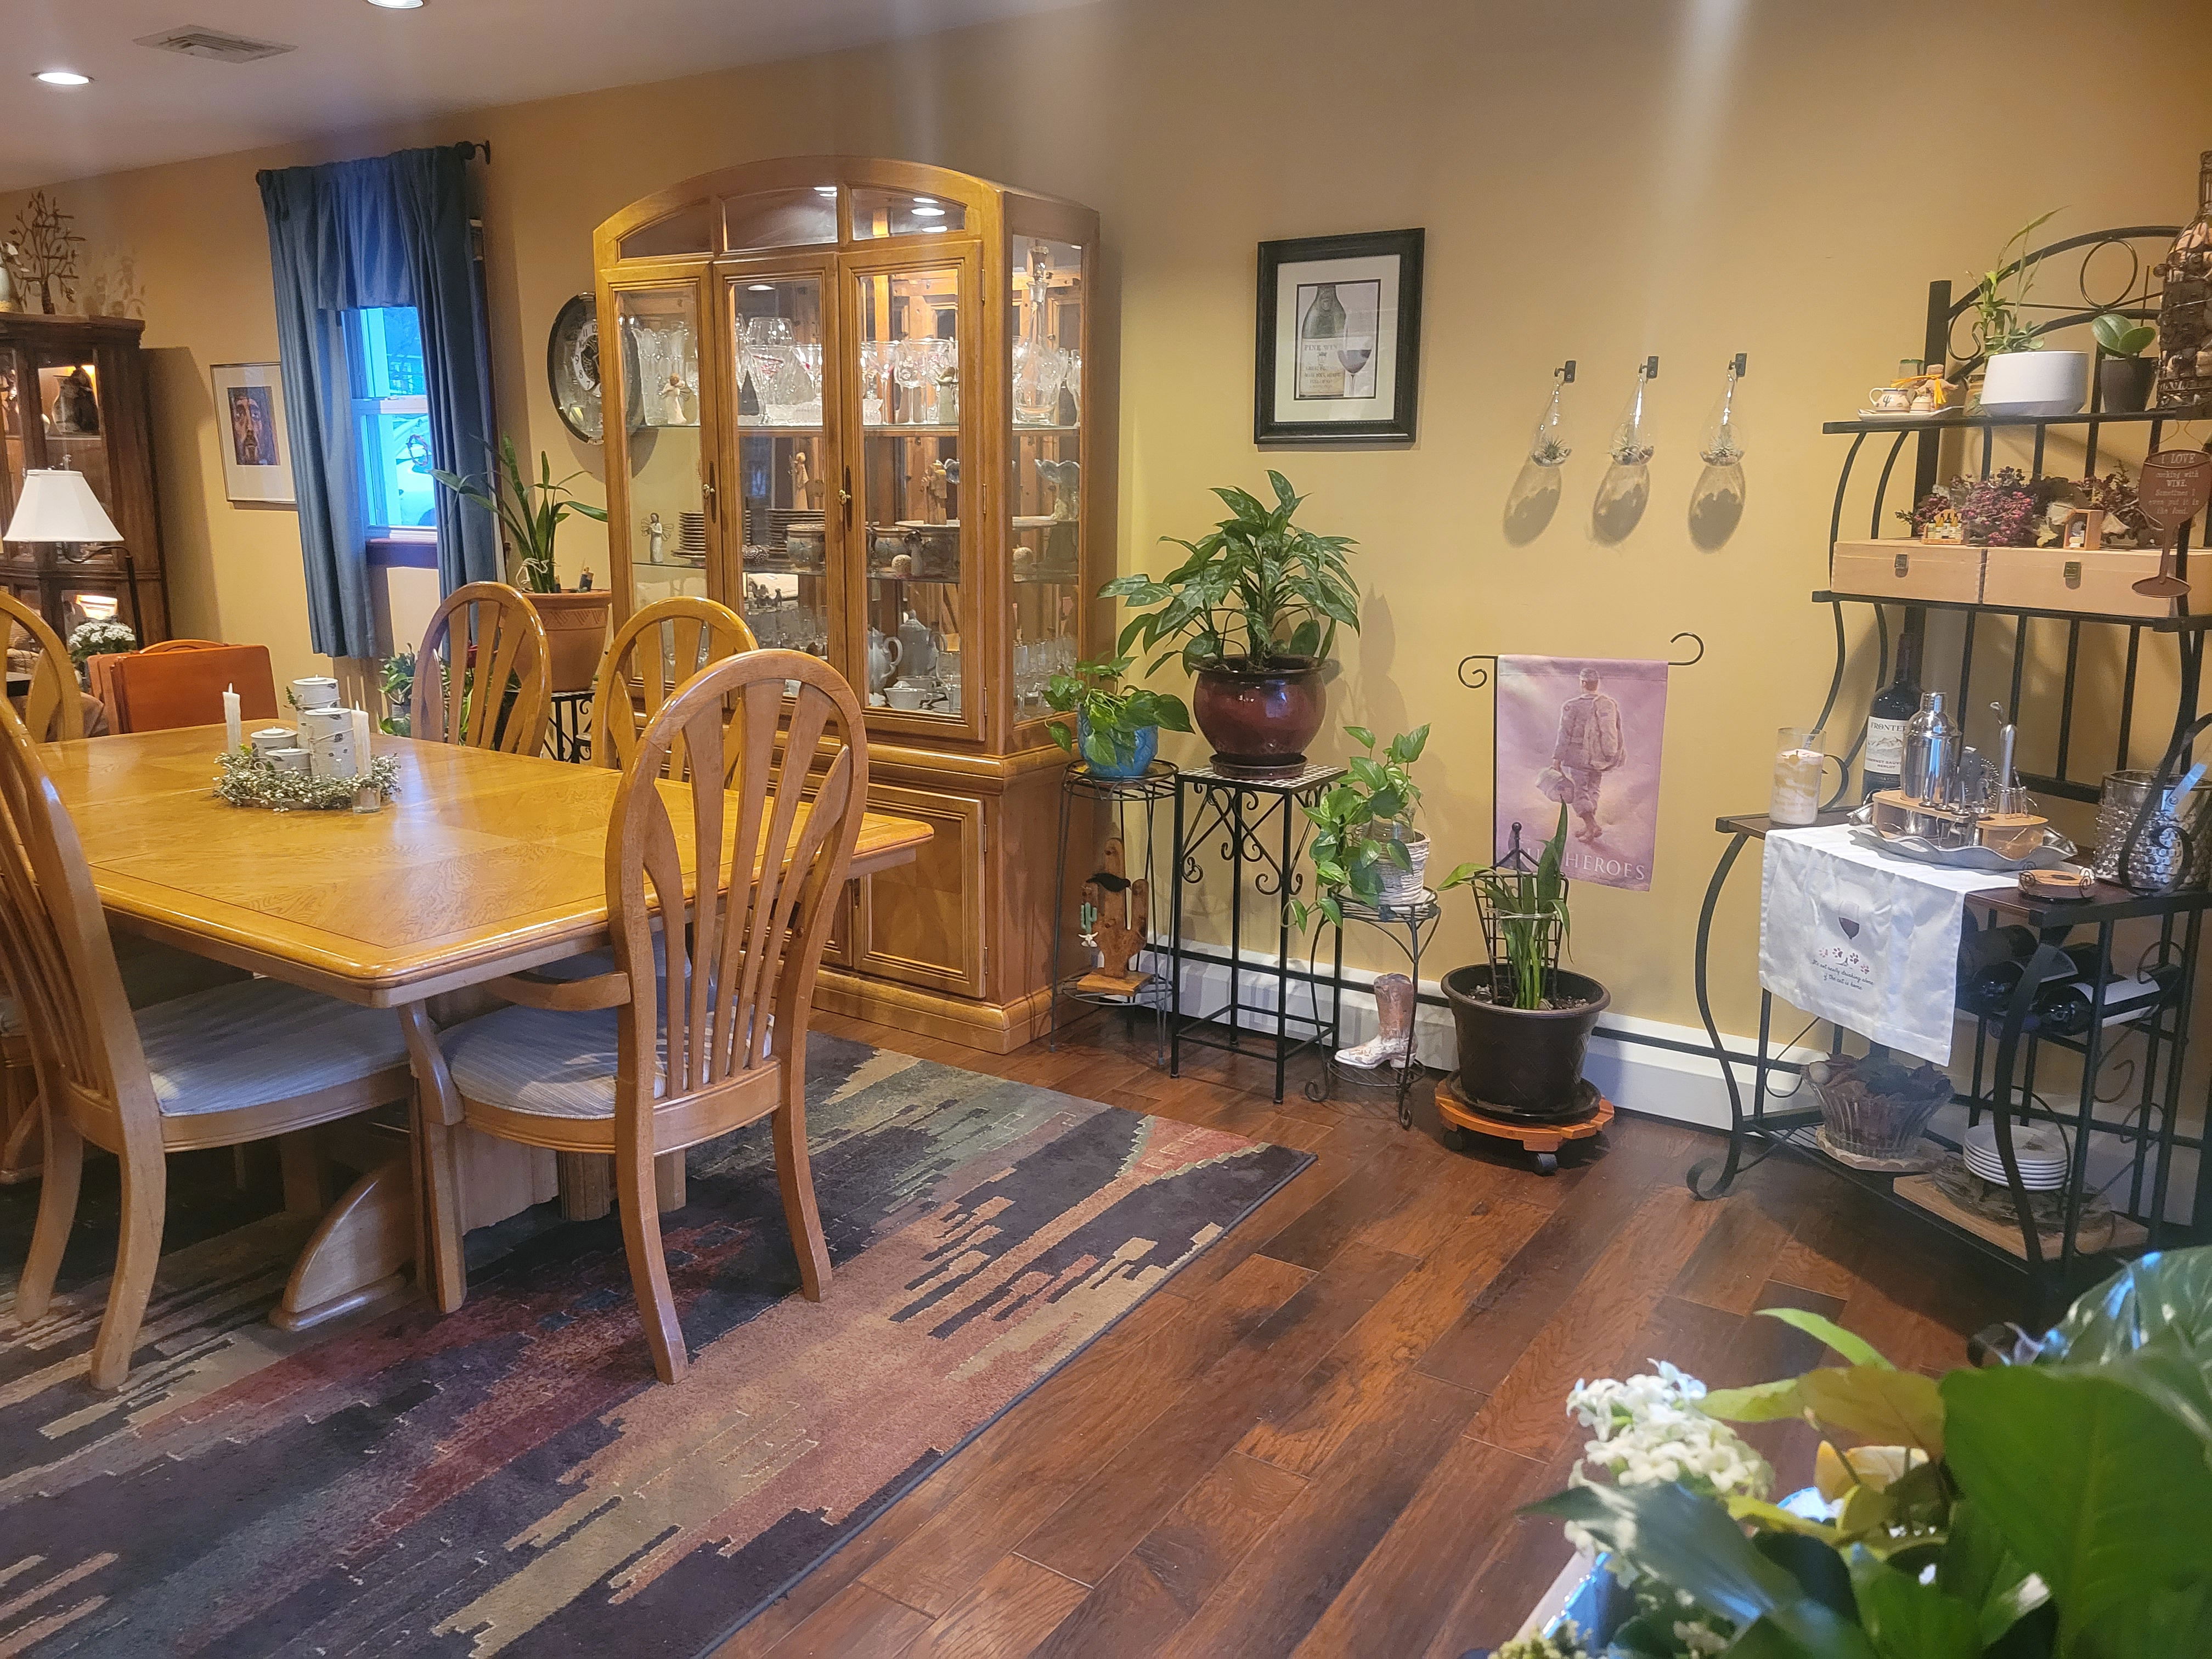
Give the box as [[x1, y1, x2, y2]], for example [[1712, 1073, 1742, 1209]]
[[720, 1007, 2024, 1658]]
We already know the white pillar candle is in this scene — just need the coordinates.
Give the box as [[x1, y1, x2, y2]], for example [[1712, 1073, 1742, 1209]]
[[1770, 745, 1827, 826], [351, 707, 373, 774], [222, 685, 242, 755]]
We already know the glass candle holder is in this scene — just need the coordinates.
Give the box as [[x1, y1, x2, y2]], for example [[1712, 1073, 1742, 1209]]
[[1770, 726, 1832, 826]]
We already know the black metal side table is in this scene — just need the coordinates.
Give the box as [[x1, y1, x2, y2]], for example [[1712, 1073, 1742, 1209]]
[[1323, 889, 1445, 1122], [1169, 762, 1346, 1104], [547, 690, 592, 763], [1048, 760, 1177, 1062]]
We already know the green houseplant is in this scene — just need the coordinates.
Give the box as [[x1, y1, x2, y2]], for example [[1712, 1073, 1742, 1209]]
[[1521, 1246, 2212, 1658], [1102, 471, 1359, 776], [1043, 656, 1190, 778], [1972, 211, 2091, 417], [432, 436, 613, 693], [1286, 724, 1434, 928], [2091, 311, 2159, 413], [1436, 804, 1610, 1118]]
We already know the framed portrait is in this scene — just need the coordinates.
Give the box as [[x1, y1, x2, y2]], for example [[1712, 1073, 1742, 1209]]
[[1254, 228, 1423, 445], [210, 362, 296, 506]]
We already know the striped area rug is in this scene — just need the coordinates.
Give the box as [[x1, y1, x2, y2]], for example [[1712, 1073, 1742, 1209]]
[[0, 1034, 1308, 1656]]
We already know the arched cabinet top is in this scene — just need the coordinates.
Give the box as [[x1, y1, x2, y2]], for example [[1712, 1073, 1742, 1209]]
[[594, 155, 1093, 267]]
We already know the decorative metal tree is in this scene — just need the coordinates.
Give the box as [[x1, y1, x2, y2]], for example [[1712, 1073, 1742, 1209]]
[[6, 192, 83, 315]]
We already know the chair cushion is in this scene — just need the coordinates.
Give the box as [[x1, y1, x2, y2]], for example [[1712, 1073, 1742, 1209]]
[[441, 1003, 659, 1121], [0, 938, 252, 1037], [137, 979, 411, 1117]]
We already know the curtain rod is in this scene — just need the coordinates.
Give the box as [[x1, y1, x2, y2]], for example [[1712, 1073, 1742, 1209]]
[[453, 140, 491, 164]]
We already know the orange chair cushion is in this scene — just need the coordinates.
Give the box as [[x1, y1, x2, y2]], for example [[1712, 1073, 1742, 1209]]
[[92, 646, 282, 735]]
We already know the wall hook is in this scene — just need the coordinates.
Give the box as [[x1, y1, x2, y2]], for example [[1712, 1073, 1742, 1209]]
[[1729, 352, 1747, 378], [1556, 360, 1577, 384], [1643, 355, 1660, 380]]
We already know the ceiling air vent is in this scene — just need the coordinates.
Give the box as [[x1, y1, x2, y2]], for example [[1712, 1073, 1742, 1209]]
[[133, 25, 296, 64]]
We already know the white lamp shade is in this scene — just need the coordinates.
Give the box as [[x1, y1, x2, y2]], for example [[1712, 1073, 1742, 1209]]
[[4, 468, 123, 545]]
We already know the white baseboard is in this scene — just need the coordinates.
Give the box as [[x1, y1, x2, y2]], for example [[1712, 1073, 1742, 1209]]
[[1169, 951, 1820, 1131]]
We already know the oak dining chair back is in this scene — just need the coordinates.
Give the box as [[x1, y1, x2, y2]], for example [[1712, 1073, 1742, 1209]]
[[411, 582, 550, 754], [138, 639, 227, 654], [592, 596, 757, 782], [0, 591, 83, 743], [91, 642, 280, 734], [0, 701, 413, 1389], [424, 649, 868, 1383]]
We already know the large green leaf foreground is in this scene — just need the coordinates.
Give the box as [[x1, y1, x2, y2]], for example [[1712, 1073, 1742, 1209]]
[[1520, 1248, 2212, 1657]]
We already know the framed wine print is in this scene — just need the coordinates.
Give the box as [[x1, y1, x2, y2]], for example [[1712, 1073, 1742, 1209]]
[[210, 362, 296, 506], [1255, 228, 1423, 444]]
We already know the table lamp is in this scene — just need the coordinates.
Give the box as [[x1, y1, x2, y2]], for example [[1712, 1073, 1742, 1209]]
[[2, 466, 123, 561]]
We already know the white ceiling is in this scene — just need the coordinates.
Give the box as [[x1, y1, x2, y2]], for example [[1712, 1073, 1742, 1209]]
[[0, 0, 1092, 192]]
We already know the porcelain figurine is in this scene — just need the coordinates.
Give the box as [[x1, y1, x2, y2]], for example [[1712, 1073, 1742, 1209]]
[[645, 511, 666, 563], [659, 371, 689, 426]]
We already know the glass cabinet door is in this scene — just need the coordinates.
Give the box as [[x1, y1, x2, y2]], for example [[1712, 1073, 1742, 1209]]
[[610, 282, 712, 619], [1008, 235, 1085, 734], [727, 269, 837, 667], [845, 251, 978, 735]]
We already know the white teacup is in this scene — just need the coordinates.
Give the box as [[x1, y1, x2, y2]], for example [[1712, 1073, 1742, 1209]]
[[885, 684, 928, 711]]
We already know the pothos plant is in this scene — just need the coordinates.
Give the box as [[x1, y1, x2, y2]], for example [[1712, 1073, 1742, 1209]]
[[1102, 471, 1360, 675], [1522, 1246, 2212, 1658], [1042, 656, 1191, 770], [1287, 724, 1430, 929], [432, 436, 607, 594]]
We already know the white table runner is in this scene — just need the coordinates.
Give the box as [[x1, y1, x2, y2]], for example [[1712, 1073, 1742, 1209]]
[[1758, 824, 2013, 1065]]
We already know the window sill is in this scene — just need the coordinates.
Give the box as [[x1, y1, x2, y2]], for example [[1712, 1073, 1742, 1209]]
[[367, 534, 438, 570]]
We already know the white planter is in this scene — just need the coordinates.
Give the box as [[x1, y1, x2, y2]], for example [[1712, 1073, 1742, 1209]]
[[1980, 349, 2087, 417], [1372, 833, 1430, 907]]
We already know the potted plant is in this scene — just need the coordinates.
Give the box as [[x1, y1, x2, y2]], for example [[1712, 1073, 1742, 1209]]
[[1521, 1245, 2212, 1658], [65, 618, 135, 689], [1437, 805, 1610, 1116], [1972, 210, 2087, 416], [2092, 310, 2159, 412], [1286, 724, 1434, 928], [1102, 471, 1360, 777], [1042, 656, 1190, 779], [432, 437, 612, 693]]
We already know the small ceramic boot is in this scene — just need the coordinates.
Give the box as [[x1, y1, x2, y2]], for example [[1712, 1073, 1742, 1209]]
[[1336, 973, 1416, 1069]]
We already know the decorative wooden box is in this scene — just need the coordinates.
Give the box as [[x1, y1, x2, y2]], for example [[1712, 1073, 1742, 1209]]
[[1978, 546, 2176, 619], [1829, 539, 1984, 603]]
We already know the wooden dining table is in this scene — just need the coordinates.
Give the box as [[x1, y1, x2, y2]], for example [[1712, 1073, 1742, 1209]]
[[38, 724, 933, 1329]]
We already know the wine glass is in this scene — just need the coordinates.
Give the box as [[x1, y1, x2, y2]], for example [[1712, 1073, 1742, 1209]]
[[1336, 334, 1375, 397]]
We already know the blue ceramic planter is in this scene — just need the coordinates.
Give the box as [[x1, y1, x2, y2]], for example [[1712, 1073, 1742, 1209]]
[[1077, 715, 1158, 779]]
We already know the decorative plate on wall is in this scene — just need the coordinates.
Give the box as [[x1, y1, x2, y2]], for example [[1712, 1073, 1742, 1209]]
[[547, 293, 605, 442]]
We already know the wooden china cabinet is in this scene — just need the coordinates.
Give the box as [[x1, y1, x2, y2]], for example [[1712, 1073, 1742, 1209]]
[[0, 312, 171, 647], [592, 158, 1108, 1051]]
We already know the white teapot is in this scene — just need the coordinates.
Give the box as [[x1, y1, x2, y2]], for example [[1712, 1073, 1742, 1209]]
[[866, 627, 902, 693], [897, 609, 937, 679]]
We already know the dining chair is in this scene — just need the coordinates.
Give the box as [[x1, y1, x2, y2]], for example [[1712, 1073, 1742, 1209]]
[[419, 649, 868, 1383], [138, 639, 227, 654], [591, 595, 757, 781], [0, 591, 83, 744], [0, 701, 414, 1390], [411, 582, 551, 754], [92, 642, 281, 733]]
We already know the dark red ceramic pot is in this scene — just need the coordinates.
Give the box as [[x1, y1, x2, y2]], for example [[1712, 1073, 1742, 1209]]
[[1192, 661, 1326, 776]]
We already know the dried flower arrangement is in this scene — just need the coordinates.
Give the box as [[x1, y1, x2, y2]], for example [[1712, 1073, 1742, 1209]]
[[1899, 467, 2040, 546]]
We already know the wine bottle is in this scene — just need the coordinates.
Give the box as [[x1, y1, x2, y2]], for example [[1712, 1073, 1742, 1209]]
[[1297, 283, 1348, 399], [1959, 943, 2108, 1019], [1861, 611, 1923, 800], [2151, 150, 2212, 409]]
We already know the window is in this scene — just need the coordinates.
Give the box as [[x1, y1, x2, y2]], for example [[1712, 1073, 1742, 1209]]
[[346, 306, 437, 535]]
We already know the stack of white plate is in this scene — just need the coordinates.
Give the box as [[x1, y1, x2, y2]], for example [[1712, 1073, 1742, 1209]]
[[1962, 1122, 2069, 1190]]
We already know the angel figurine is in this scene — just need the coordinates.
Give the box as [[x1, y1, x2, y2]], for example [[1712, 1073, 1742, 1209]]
[[658, 371, 690, 427]]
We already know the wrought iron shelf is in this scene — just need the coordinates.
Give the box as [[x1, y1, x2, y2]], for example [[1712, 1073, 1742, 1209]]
[[1821, 404, 2210, 436], [1810, 589, 2212, 633]]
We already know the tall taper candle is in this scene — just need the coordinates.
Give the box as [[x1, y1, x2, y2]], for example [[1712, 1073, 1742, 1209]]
[[350, 707, 373, 780], [222, 685, 242, 755]]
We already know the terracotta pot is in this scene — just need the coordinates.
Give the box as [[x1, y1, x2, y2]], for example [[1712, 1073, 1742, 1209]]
[[1192, 660, 1325, 776], [1442, 963, 1610, 1119], [531, 589, 613, 693], [2099, 354, 2157, 414]]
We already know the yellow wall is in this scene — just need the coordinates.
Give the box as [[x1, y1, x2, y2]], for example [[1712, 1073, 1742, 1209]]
[[8, 0, 2211, 1040]]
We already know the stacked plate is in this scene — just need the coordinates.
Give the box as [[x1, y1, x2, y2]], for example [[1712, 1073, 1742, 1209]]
[[679, 511, 708, 564], [1962, 1122, 2069, 1191]]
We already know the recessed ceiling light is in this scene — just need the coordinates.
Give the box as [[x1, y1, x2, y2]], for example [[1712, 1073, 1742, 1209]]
[[912, 196, 936, 204], [747, 283, 774, 292], [814, 186, 838, 198], [34, 70, 92, 86], [912, 205, 946, 218], [365, 0, 425, 10], [921, 225, 948, 234]]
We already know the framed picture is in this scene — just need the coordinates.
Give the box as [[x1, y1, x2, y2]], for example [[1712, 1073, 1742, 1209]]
[[1255, 228, 1423, 445], [210, 362, 296, 506]]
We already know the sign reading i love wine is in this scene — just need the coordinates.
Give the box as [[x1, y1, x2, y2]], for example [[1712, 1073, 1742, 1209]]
[[2132, 448, 2212, 599]]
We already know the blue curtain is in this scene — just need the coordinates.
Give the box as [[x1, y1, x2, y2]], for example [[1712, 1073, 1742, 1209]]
[[258, 144, 498, 658]]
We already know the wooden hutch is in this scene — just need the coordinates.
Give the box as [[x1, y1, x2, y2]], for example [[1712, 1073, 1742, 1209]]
[[0, 312, 171, 646], [592, 158, 1108, 1051]]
